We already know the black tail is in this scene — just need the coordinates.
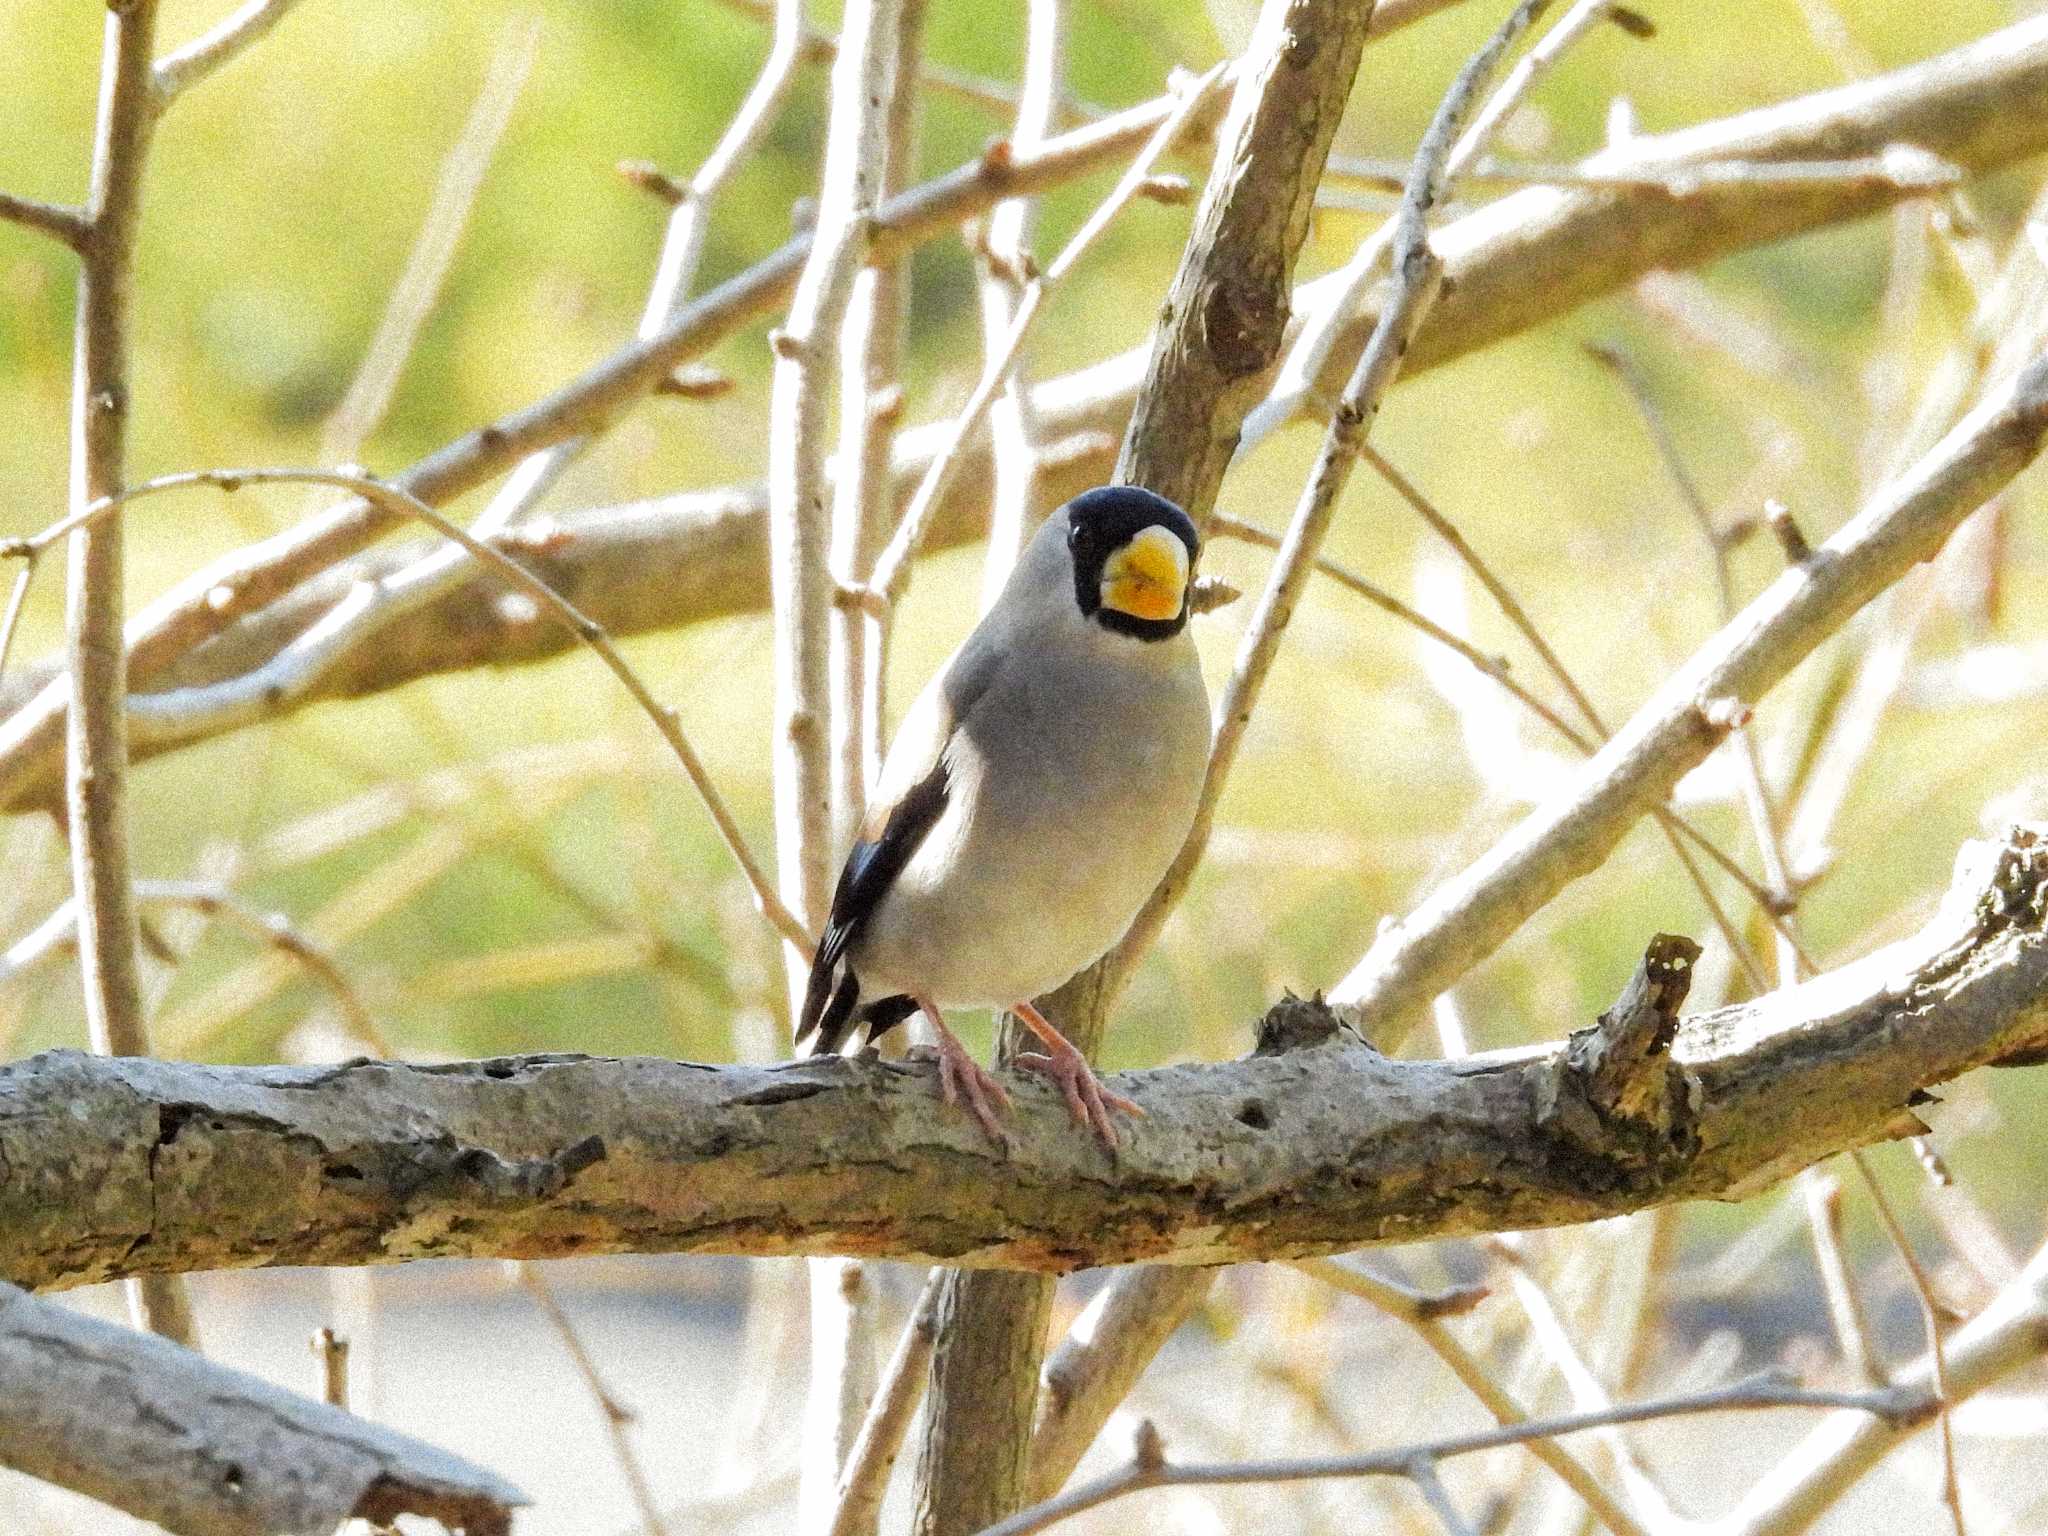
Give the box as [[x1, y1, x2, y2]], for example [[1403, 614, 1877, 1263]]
[[798, 962, 861, 1056]]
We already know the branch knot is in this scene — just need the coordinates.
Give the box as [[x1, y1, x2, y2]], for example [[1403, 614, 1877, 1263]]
[[1534, 933, 1703, 1186]]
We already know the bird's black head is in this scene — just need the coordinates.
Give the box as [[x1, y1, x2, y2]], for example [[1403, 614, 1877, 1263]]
[[1064, 485, 1201, 641]]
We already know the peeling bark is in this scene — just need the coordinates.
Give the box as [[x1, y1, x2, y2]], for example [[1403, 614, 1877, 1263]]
[[1, 827, 2041, 1290]]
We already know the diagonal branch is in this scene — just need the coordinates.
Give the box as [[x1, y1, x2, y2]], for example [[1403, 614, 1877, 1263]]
[[6, 822, 2044, 1290], [0, 1279, 524, 1536], [0, 191, 89, 251], [151, 0, 317, 105], [24, 16, 2048, 804], [1332, 349, 2048, 1040]]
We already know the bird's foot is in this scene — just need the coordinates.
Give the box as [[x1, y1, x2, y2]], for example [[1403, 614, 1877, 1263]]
[[928, 1011, 1013, 1146], [1014, 1035, 1144, 1148]]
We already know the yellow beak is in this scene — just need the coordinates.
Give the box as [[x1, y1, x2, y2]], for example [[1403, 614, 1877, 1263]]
[[1100, 525, 1190, 623]]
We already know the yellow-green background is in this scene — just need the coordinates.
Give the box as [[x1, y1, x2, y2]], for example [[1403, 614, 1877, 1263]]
[[0, 0, 2042, 1259]]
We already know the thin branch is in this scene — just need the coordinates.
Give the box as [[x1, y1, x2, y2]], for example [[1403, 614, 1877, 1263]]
[[1025, 1267, 1211, 1502], [65, 0, 198, 1354], [510, 1261, 670, 1536], [8, 22, 2048, 805], [1297, 1258, 1646, 1536], [322, 20, 538, 466], [974, 0, 1066, 611], [0, 191, 89, 250], [1242, 0, 1593, 448], [151, 0, 316, 103], [1109, 0, 1544, 982], [1803, 1172, 1888, 1389], [976, 1374, 1927, 1536], [1851, 1149, 1967, 1536], [828, 1272, 945, 1536], [810, 5, 926, 1523], [1324, 145, 1962, 194], [8, 467, 808, 953], [768, 0, 905, 979], [1405, 1455, 1480, 1536], [0, 877, 386, 1053], [1282, 459, 1804, 960], [862, 60, 1223, 611], [1723, 1239, 2048, 1536], [0, 1280, 524, 1536], [1332, 351, 2048, 1039], [475, 0, 807, 541]]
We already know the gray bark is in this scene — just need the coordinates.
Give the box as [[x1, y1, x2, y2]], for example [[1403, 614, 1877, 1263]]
[[0, 825, 2040, 1291], [0, 1281, 522, 1536]]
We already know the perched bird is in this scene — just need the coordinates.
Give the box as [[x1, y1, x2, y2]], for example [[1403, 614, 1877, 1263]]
[[796, 485, 1211, 1144]]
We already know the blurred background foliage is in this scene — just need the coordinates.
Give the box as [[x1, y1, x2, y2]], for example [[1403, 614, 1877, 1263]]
[[0, 0, 2045, 1278]]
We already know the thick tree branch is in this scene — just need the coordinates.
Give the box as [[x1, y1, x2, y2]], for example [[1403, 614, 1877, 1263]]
[[0, 1280, 523, 1536], [2, 824, 2041, 1291], [19, 16, 2047, 799]]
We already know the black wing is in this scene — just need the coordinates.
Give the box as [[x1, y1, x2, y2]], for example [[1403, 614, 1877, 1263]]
[[795, 755, 951, 1055]]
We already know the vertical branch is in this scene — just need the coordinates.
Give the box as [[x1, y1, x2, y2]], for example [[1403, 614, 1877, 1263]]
[[915, 3, 1386, 1530], [478, 0, 807, 535], [768, 0, 901, 968], [831, 0, 928, 841], [976, 0, 1066, 610], [68, 0, 197, 1349], [808, 11, 927, 1520]]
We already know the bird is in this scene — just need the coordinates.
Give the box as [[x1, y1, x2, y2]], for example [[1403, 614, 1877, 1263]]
[[795, 484, 1211, 1145]]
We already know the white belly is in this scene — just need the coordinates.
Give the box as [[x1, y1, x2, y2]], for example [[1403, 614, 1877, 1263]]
[[849, 639, 1208, 1008]]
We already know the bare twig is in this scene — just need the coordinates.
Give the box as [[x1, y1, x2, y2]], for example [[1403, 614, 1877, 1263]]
[[1297, 1257, 1645, 1536], [1243, 0, 1582, 447], [63, 0, 200, 1353], [1324, 145, 1962, 194], [809, 5, 927, 1523], [1110, 0, 1542, 982], [322, 21, 538, 466], [1723, 1239, 2048, 1536], [769, 0, 904, 981], [975, 0, 1067, 610], [977, 1373, 1925, 1536], [1332, 352, 2048, 1040], [0, 877, 386, 1053], [9, 467, 807, 952], [1025, 1268, 1212, 1502], [511, 1261, 670, 1536], [477, 0, 807, 541], [1351, 450, 1802, 974], [151, 0, 317, 103], [829, 1272, 945, 1536], [1803, 1172, 1887, 1389], [863, 61, 1223, 612], [1851, 1149, 1967, 1536], [0, 190, 89, 250]]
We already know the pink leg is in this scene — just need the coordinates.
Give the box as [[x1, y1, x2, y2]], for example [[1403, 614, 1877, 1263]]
[[1009, 1000, 1145, 1147], [915, 994, 1012, 1143]]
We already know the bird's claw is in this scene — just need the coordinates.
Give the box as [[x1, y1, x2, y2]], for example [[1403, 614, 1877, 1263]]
[[1014, 1048, 1144, 1148], [934, 1029, 1013, 1147]]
